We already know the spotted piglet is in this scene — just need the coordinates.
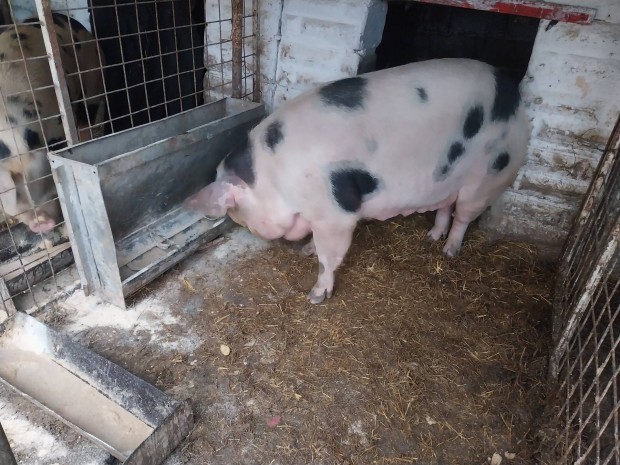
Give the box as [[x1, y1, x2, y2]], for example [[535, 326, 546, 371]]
[[0, 14, 105, 233], [188, 58, 530, 304]]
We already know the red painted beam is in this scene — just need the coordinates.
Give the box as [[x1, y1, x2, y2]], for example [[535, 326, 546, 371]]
[[413, 0, 596, 24]]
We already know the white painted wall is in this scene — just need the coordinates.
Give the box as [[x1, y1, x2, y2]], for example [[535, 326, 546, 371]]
[[10, 0, 91, 31], [480, 18, 620, 252]]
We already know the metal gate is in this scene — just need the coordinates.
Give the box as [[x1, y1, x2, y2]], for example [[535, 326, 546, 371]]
[[548, 114, 620, 464], [0, 0, 259, 317]]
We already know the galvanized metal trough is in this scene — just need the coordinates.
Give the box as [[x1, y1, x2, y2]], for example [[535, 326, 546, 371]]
[[49, 98, 265, 308], [0, 311, 193, 464]]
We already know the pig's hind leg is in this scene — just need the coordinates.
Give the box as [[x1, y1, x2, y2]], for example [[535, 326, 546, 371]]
[[307, 221, 356, 304], [443, 194, 488, 257]]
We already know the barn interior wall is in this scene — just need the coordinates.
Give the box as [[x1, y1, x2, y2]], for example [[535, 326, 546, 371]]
[[480, 18, 620, 254]]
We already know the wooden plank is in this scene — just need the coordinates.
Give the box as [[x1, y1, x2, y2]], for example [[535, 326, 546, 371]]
[[413, 0, 596, 24]]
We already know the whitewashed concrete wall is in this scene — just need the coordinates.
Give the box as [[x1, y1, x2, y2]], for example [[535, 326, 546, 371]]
[[267, 0, 386, 109], [480, 18, 620, 254]]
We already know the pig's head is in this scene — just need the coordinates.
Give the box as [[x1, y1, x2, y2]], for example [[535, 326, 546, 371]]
[[187, 136, 295, 240]]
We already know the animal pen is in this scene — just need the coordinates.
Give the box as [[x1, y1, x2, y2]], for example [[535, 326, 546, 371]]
[[0, 0, 618, 464]]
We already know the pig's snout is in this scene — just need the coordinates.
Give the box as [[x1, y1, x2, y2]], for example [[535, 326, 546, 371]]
[[184, 183, 231, 220]]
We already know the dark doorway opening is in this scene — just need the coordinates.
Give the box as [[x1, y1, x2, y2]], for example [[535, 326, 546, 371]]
[[374, 1, 540, 82]]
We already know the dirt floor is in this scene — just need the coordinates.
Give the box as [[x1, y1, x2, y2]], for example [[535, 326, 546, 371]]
[[1, 214, 557, 465]]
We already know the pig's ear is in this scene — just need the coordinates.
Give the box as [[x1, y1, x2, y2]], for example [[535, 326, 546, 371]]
[[185, 180, 237, 217]]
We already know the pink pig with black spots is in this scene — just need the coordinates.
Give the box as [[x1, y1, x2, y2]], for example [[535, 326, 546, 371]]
[[188, 58, 530, 304]]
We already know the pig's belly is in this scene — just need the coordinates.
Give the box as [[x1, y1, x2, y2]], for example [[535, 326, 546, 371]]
[[283, 214, 312, 241], [361, 192, 458, 221]]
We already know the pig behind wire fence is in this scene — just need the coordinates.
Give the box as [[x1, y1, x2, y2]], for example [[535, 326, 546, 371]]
[[0, 0, 259, 315]]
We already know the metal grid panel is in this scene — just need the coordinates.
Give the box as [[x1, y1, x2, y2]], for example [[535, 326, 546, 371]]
[[204, 0, 258, 103], [549, 115, 620, 464], [0, 0, 259, 313]]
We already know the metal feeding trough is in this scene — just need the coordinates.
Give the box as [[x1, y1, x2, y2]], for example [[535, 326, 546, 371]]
[[0, 311, 193, 463], [49, 98, 265, 308]]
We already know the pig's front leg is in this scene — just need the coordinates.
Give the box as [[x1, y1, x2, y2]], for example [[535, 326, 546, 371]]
[[427, 204, 453, 241], [307, 223, 355, 304]]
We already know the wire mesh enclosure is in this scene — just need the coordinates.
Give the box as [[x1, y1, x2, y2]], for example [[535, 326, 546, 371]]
[[0, 0, 259, 316], [547, 114, 620, 465]]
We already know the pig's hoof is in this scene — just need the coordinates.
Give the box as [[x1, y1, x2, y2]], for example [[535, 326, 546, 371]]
[[300, 240, 316, 257], [427, 227, 447, 241], [308, 288, 332, 304], [442, 242, 460, 257]]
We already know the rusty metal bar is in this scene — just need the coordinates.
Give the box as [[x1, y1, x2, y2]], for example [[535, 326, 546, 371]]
[[35, 0, 79, 146], [231, 0, 243, 99], [413, 0, 595, 24], [252, 0, 261, 102]]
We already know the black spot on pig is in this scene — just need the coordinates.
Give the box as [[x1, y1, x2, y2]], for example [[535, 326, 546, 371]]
[[265, 120, 283, 152], [6, 115, 17, 126], [434, 142, 466, 181], [447, 142, 465, 164], [416, 87, 428, 103], [65, 15, 88, 33], [0, 141, 10, 159], [492, 152, 510, 172], [11, 33, 27, 41], [0, 53, 5, 61], [23, 107, 36, 119], [463, 105, 483, 139], [330, 168, 379, 213], [320, 77, 367, 111], [437, 164, 449, 178], [72, 35, 81, 49], [52, 14, 67, 28], [22, 17, 42, 28], [491, 69, 521, 122], [23, 128, 41, 150], [6, 95, 20, 105], [223, 137, 255, 186]]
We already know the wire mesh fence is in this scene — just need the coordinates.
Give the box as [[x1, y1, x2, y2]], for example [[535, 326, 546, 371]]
[[547, 114, 620, 465], [0, 0, 259, 316]]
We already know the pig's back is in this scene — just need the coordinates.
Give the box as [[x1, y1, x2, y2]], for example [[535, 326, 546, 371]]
[[252, 58, 527, 216]]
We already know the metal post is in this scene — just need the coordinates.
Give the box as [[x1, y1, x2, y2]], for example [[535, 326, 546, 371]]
[[35, 0, 79, 146], [231, 0, 243, 99], [252, 0, 261, 102], [0, 421, 18, 465]]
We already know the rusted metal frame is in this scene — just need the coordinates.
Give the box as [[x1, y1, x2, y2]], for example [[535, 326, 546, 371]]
[[252, 0, 261, 102], [231, 0, 243, 99], [412, 0, 596, 24], [549, 221, 620, 380], [35, 0, 79, 146], [552, 116, 620, 349]]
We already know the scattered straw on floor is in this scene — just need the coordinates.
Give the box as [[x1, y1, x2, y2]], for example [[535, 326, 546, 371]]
[[56, 214, 557, 465]]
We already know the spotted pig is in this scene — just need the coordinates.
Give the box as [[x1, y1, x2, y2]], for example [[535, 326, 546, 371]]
[[187, 58, 530, 304], [0, 13, 106, 233]]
